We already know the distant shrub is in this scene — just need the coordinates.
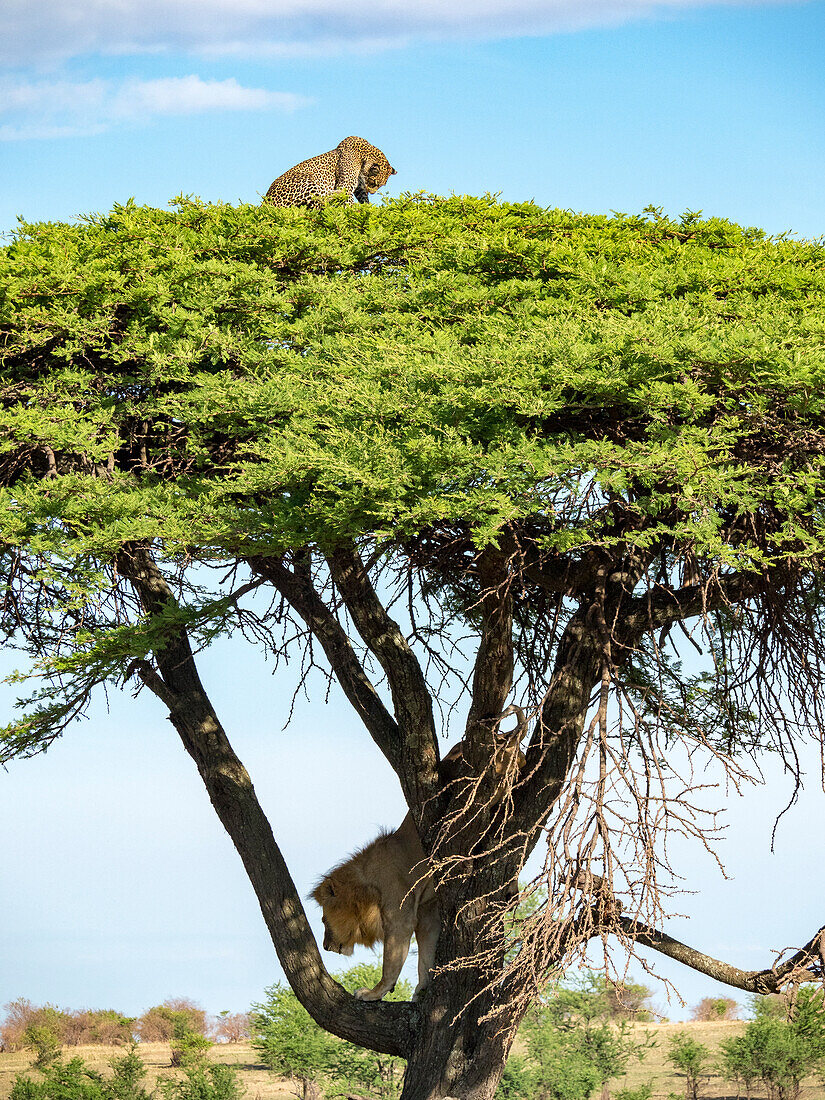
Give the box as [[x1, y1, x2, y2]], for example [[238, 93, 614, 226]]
[[158, 1064, 244, 1100], [1, 1000, 41, 1052], [494, 1054, 536, 1099], [1, 1001, 135, 1051], [137, 1000, 208, 1044], [105, 1046, 153, 1100], [750, 993, 791, 1021], [690, 998, 739, 1022], [170, 1030, 213, 1070], [2, 1003, 72, 1055], [251, 964, 410, 1100], [24, 1026, 62, 1070], [614, 1085, 654, 1100], [719, 987, 825, 1100], [604, 979, 656, 1022]]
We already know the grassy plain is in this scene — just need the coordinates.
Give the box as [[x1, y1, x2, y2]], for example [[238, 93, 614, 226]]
[[1, 1023, 825, 1100]]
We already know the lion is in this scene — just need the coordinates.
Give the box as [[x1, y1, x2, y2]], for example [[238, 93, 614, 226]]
[[311, 707, 527, 1002], [312, 810, 438, 1001]]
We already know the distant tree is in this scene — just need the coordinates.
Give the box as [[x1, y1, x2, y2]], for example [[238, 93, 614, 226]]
[[1, 1000, 42, 1052], [518, 972, 654, 1100], [690, 998, 739, 1022], [251, 965, 410, 1100], [4, 197, 825, 1099], [1, 1002, 135, 1052], [211, 1013, 251, 1043]]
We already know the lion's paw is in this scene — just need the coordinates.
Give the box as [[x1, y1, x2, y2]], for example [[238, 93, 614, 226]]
[[354, 988, 385, 1001]]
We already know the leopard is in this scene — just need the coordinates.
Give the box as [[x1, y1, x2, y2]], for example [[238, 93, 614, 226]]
[[264, 136, 395, 208]]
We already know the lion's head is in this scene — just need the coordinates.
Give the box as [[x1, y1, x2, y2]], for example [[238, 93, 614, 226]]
[[311, 872, 383, 955]]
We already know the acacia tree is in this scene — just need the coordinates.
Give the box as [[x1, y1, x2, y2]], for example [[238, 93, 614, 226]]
[[2, 195, 825, 1100]]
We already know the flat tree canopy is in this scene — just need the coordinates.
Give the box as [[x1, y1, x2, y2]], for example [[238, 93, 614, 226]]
[[2, 195, 825, 1100]]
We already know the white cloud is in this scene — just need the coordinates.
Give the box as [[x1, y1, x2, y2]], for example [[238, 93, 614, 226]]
[[0, 75, 308, 141], [0, 0, 795, 66]]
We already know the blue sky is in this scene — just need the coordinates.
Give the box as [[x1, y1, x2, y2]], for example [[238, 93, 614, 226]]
[[1, 1, 824, 238], [2, 0, 825, 1026]]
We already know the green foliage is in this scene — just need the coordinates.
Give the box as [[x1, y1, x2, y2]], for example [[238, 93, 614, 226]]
[[10, 1049, 153, 1100], [169, 1031, 212, 1070], [515, 972, 654, 1100], [751, 992, 791, 1020], [494, 1055, 537, 1100], [250, 966, 409, 1098], [105, 1047, 154, 1100], [666, 1032, 710, 1100], [719, 988, 825, 1100], [158, 1065, 244, 1100], [690, 997, 738, 1022], [2, 196, 825, 760], [522, 1021, 601, 1100], [613, 1085, 653, 1100], [250, 982, 335, 1082], [24, 1025, 63, 1069], [136, 1003, 208, 1054]]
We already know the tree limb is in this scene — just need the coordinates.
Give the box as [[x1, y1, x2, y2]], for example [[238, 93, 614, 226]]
[[463, 546, 515, 774], [509, 611, 603, 847], [117, 545, 414, 1057], [325, 541, 440, 817], [617, 914, 825, 994], [249, 553, 403, 774], [619, 572, 767, 646]]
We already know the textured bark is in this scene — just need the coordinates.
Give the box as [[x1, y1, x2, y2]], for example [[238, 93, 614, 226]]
[[399, 985, 516, 1100], [509, 612, 603, 852], [617, 916, 825, 994], [463, 547, 514, 772]]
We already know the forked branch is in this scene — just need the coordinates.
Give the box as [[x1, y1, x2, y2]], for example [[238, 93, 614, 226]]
[[249, 553, 403, 772], [117, 545, 414, 1058], [326, 541, 440, 813]]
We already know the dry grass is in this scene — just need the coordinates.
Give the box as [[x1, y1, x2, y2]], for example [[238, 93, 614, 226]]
[[2, 1023, 825, 1100], [610, 1020, 825, 1100], [0, 1042, 295, 1100]]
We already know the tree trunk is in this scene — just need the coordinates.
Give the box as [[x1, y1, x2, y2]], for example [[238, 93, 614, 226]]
[[399, 979, 516, 1100]]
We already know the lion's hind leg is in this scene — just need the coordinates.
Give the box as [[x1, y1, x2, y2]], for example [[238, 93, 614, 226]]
[[412, 899, 439, 1001]]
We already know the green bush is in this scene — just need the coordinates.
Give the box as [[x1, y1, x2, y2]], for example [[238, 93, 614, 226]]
[[250, 965, 409, 1099], [494, 1054, 536, 1100], [719, 988, 825, 1100], [104, 1046, 153, 1100], [169, 1031, 212, 1070], [666, 1032, 710, 1100], [613, 1085, 653, 1100], [516, 973, 655, 1100], [24, 1026, 62, 1070], [10, 1049, 153, 1100], [158, 1065, 244, 1100]]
